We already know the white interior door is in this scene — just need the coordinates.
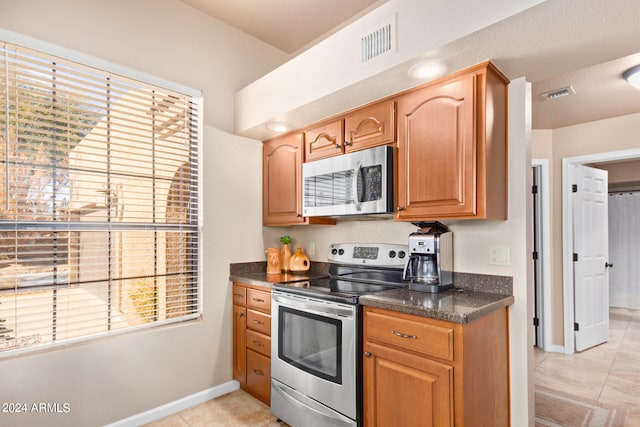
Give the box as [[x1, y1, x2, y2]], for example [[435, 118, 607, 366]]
[[573, 164, 609, 352]]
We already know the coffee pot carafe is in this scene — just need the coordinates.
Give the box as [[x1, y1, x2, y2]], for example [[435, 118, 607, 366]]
[[403, 222, 453, 293]]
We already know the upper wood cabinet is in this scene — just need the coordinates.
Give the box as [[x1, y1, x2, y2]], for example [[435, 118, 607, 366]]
[[395, 62, 508, 221], [263, 133, 336, 226], [304, 100, 396, 162], [263, 133, 306, 225], [344, 100, 395, 152], [304, 119, 344, 162]]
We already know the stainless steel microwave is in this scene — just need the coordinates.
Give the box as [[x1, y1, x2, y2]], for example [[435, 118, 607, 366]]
[[302, 145, 393, 217]]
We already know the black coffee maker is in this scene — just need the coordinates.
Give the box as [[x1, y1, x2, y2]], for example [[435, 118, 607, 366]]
[[402, 222, 453, 293]]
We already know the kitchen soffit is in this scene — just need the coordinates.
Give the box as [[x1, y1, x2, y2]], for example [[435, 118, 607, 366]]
[[181, 0, 640, 131]]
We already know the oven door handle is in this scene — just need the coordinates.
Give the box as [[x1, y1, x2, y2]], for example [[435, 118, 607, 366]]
[[273, 293, 355, 320]]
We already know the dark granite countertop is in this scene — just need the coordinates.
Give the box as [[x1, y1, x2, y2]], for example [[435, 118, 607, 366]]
[[229, 261, 329, 288], [230, 261, 513, 323], [360, 288, 514, 324]]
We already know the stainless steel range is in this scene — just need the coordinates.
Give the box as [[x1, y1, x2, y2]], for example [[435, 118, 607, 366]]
[[271, 243, 408, 427]]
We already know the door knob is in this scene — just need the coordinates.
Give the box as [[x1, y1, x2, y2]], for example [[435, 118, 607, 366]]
[[605, 262, 614, 268]]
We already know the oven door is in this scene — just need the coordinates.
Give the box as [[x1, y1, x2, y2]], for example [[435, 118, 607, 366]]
[[271, 291, 357, 422]]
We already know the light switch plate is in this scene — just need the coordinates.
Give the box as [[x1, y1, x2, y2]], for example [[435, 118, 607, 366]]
[[489, 246, 510, 266]]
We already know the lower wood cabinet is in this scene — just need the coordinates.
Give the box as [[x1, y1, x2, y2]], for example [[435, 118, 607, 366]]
[[363, 306, 509, 427], [232, 283, 272, 404]]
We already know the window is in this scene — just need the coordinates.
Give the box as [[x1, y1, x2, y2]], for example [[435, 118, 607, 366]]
[[0, 40, 202, 355]]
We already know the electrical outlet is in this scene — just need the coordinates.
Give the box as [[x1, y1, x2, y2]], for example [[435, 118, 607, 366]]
[[308, 242, 316, 256], [489, 246, 510, 266]]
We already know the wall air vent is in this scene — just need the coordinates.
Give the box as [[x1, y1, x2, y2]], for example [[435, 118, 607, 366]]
[[540, 86, 576, 101], [361, 16, 395, 63]]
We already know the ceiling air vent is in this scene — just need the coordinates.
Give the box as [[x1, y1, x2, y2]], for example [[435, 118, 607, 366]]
[[361, 16, 395, 63], [540, 86, 576, 100]]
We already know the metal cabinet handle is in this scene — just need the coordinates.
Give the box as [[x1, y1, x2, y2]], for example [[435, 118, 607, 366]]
[[364, 351, 372, 358], [238, 313, 244, 317], [253, 340, 264, 347], [253, 319, 264, 325], [253, 298, 265, 303], [392, 330, 417, 339], [396, 206, 405, 211], [253, 369, 265, 376], [233, 293, 243, 298], [344, 140, 352, 146]]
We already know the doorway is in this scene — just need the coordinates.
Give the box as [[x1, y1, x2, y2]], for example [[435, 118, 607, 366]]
[[532, 160, 552, 351], [561, 148, 640, 354]]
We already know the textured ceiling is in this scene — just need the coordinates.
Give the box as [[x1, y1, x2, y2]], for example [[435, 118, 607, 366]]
[[181, 0, 640, 130]]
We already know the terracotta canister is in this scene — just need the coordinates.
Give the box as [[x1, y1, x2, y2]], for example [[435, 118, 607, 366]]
[[281, 243, 291, 273], [289, 247, 310, 275], [266, 248, 282, 275]]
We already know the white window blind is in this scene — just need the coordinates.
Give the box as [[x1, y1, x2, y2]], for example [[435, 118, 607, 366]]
[[0, 41, 202, 355]]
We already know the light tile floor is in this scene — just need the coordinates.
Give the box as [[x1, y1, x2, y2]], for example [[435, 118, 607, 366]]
[[143, 389, 286, 427], [534, 307, 640, 426], [147, 308, 640, 426]]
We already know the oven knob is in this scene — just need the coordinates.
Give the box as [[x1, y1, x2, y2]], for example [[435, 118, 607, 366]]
[[398, 250, 406, 259], [338, 249, 344, 255], [388, 250, 396, 258], [331, 248, 338, 255]]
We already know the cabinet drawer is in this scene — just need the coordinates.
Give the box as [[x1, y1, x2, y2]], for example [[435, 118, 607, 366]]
[[365, 309, 454, 361], [247, 329, 271, 357], [247, 288, 271, 312], [232, 285, 247, 306], [247, 309, 271, 336], [246, 349, 270, 405]]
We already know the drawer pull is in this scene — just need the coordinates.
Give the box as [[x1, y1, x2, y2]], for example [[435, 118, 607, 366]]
[[234, 293, 243, 297], [392, 330, 417, 339], [253, 369, 265, 376], [253, 320, 264, 325], [252, 298, 265, 303], [252, 340, 264, 347]]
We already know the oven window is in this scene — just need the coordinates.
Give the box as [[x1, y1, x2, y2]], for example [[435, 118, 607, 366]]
[[278, 306, 342, 384]]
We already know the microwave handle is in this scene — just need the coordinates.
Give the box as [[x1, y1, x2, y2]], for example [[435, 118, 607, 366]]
[[354, 160, 362, 211]]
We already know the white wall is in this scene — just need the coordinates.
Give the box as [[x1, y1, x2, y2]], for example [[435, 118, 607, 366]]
[[0, 1, 286, 425], [263, 78, 535, 426]]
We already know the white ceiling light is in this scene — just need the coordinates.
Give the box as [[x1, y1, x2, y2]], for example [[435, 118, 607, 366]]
[[622, 65, 640, 89], [266, 122, 290, 133], [408, 61, 446, 80]]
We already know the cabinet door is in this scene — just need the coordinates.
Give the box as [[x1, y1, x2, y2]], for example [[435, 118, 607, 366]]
[[363, 342, 453, 427], [232, 304, 246, 384], [304, 119, 344, 161], [396, 73, 476, 220], [344, 100, 395, 152], [263, 133, 305, 225]]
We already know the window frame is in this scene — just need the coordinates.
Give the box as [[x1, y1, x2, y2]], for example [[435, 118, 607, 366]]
[[0, 29, 204, 357]]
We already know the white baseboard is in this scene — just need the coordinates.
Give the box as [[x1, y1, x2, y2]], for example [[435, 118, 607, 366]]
[[105, 380, 240, 427]]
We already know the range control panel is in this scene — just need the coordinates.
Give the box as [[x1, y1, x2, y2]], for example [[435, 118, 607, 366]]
[[327, 243, 409, 267]]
